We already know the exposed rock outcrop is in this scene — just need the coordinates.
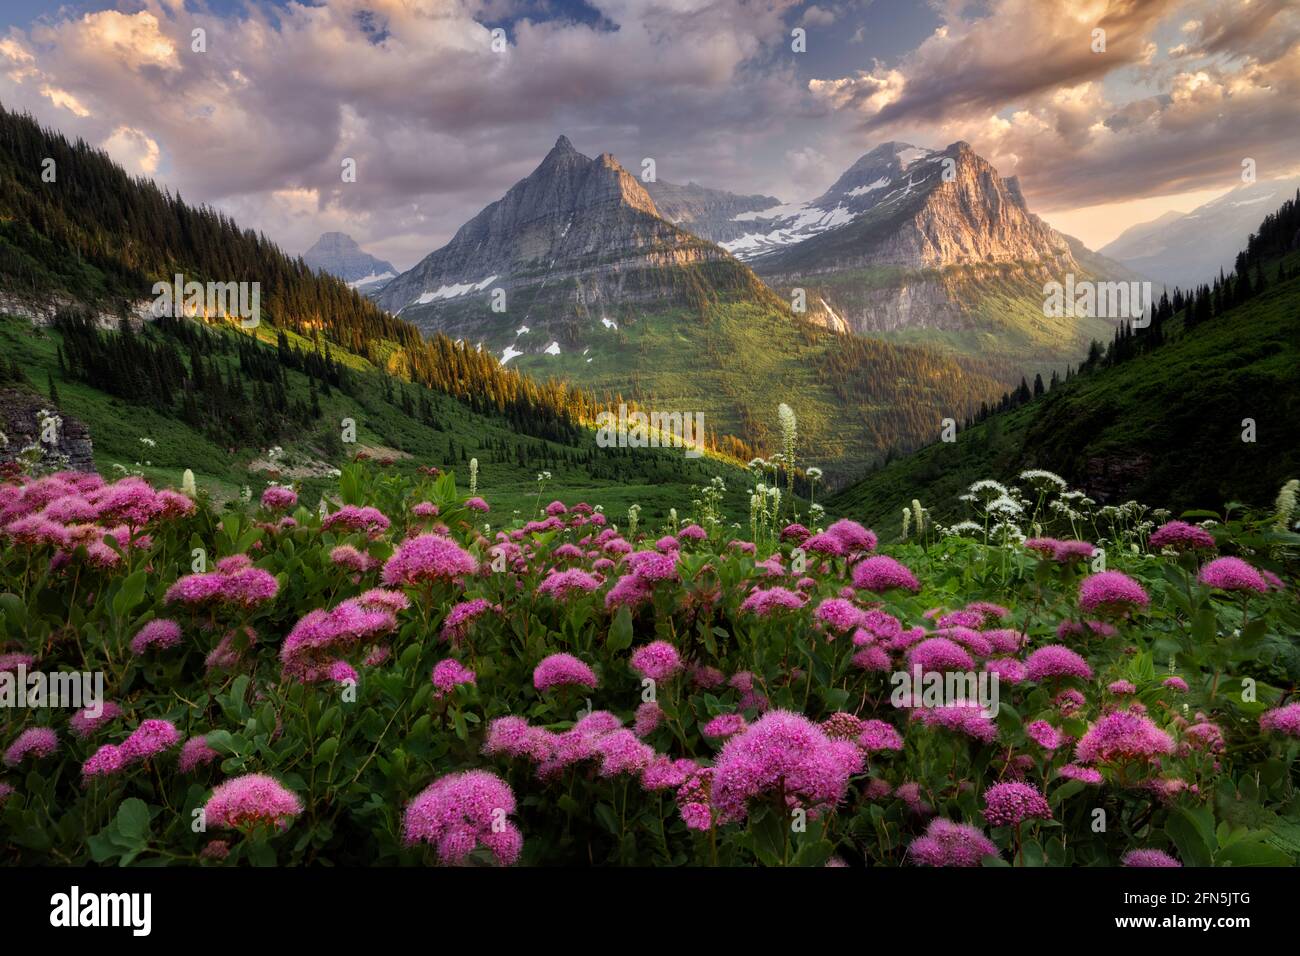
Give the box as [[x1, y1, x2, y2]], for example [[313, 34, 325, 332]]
[[0, 388, 95, 472]]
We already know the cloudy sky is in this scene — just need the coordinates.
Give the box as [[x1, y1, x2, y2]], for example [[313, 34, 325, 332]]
[[1, 0, 1297, 269]]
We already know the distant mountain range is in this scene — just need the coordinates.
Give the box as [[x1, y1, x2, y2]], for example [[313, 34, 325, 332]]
[[303, 231, 397, 292], [1100, 175, 1300, 289], [375, 136, 1130, 373]]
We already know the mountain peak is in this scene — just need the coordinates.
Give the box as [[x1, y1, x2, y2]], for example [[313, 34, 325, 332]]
[[552, 134, 576, 153], [303, 232, 396, 287]]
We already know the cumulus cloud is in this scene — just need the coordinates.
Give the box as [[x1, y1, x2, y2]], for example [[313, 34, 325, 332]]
[[809, 0, 1300, 212], [0, 0, 1295, 266], [0, 0, 812, 266]]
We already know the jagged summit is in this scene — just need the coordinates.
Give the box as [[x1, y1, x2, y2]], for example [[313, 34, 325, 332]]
[[373, 135, 753, 347], [302, 232, 397, 289]]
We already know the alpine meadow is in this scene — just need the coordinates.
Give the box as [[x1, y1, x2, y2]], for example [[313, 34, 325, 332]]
[[0, 0, 1299, 923]]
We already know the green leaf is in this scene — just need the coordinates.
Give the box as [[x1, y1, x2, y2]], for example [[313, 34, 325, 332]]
[[1215, 840, 1294, 867], [112, 569, 148, 619], [0, 592, 28, 636], [607, 606, 633, 652], [116, 798, 151, 843], [1166, 806, 1215, 867], [313, 738, 339, 766]]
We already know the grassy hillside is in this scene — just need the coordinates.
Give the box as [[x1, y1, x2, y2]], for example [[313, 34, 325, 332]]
[[509, 293, 1016, 482], [0, 312, 761, 523], [828, 248, 1300, 533]]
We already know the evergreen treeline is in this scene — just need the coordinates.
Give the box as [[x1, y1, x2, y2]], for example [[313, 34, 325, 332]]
[[0, 104, 597, 440]]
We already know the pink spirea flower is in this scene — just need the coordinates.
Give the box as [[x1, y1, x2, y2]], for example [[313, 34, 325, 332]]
[[69, 702, 122, 738], [279, 599, 397, 681], [983, 781, 1052, 827], [4, 727, 58, 766], [330, 544, 371, 572], [858, 720, 904, 752], [1079, 571, 1149, 613], [1075, 711, 1175, 765], [220, 566, 280, 608], [1122, 848, 1181, 867], [985, 657, 1028, 684], [629, 641, 683, 681], [1025, 645, 1094, 682], [594, 729, 655, 777], [321, 505, 391, 537], [466, 497, 489, 513], [382, 534, 478, 587], [0, 653, 35, 673], [1149, 520, 1215, 551], [402, 770, 521, 865], [802, 532, 845, 557], [1198, 556, 1268, 594], [825, 519, 877, 554], [533, 653, 597, 692], [633, 701, 664, 737], [440, 598, 497, 642], [82, 743, 126, 779], [641, 756, 698, 791], [780, 523, 810, 544], [120, 719, 181, 761], [93, 479, 160, 526], [205, 773, 304, 831], [815, 598, 865, 633], [678, 524, 707, 543], [624, 549, 679, 583], [710, 710, 863, 824], [1055, 688, 1087, 715], [852, 556, 920, 593], [482, 717, 555, 762], [327, 660, 358, 684], [909, 818, 999, 867], [431, 658, 477, 698], [911, 703, 998, 743], [1058, 763, 1104, 784], [1259, 702, 1300, 738], [1162, 676, 1189, 692], [1025, 538, 1095, 563], [179, 735, 221, 773], [908, 638, 974, 673], [965, 601, 1010, 623], [1108, 680, 1137, 695], [130, 619, 182, 655], [739, 586, 806, 616], [853, 645, 893, 672], [358, 588, 410, 613], [537, 567, 601, 600], [605, 574, 653, 610], [260, 486, 298, 511], [1026, 720, 1063, 751], [702, 714, 748, 740]]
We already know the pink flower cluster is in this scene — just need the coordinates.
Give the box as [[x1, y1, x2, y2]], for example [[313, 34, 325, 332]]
[[82, 719, 181, 779], [204, 773, 303, 830], [709, 710, 863, 824], [165, 555, 279, 610], [402, 770, 522, 865]]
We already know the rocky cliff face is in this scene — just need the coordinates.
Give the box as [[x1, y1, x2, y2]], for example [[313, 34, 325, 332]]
[[685, 141, 1127, 360], [303, 232, 397, 290], [374, 136, 758, 355], [0, 388, 94, 472], [642, 179, 781, 244], [746, 141, 1076, 274]]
